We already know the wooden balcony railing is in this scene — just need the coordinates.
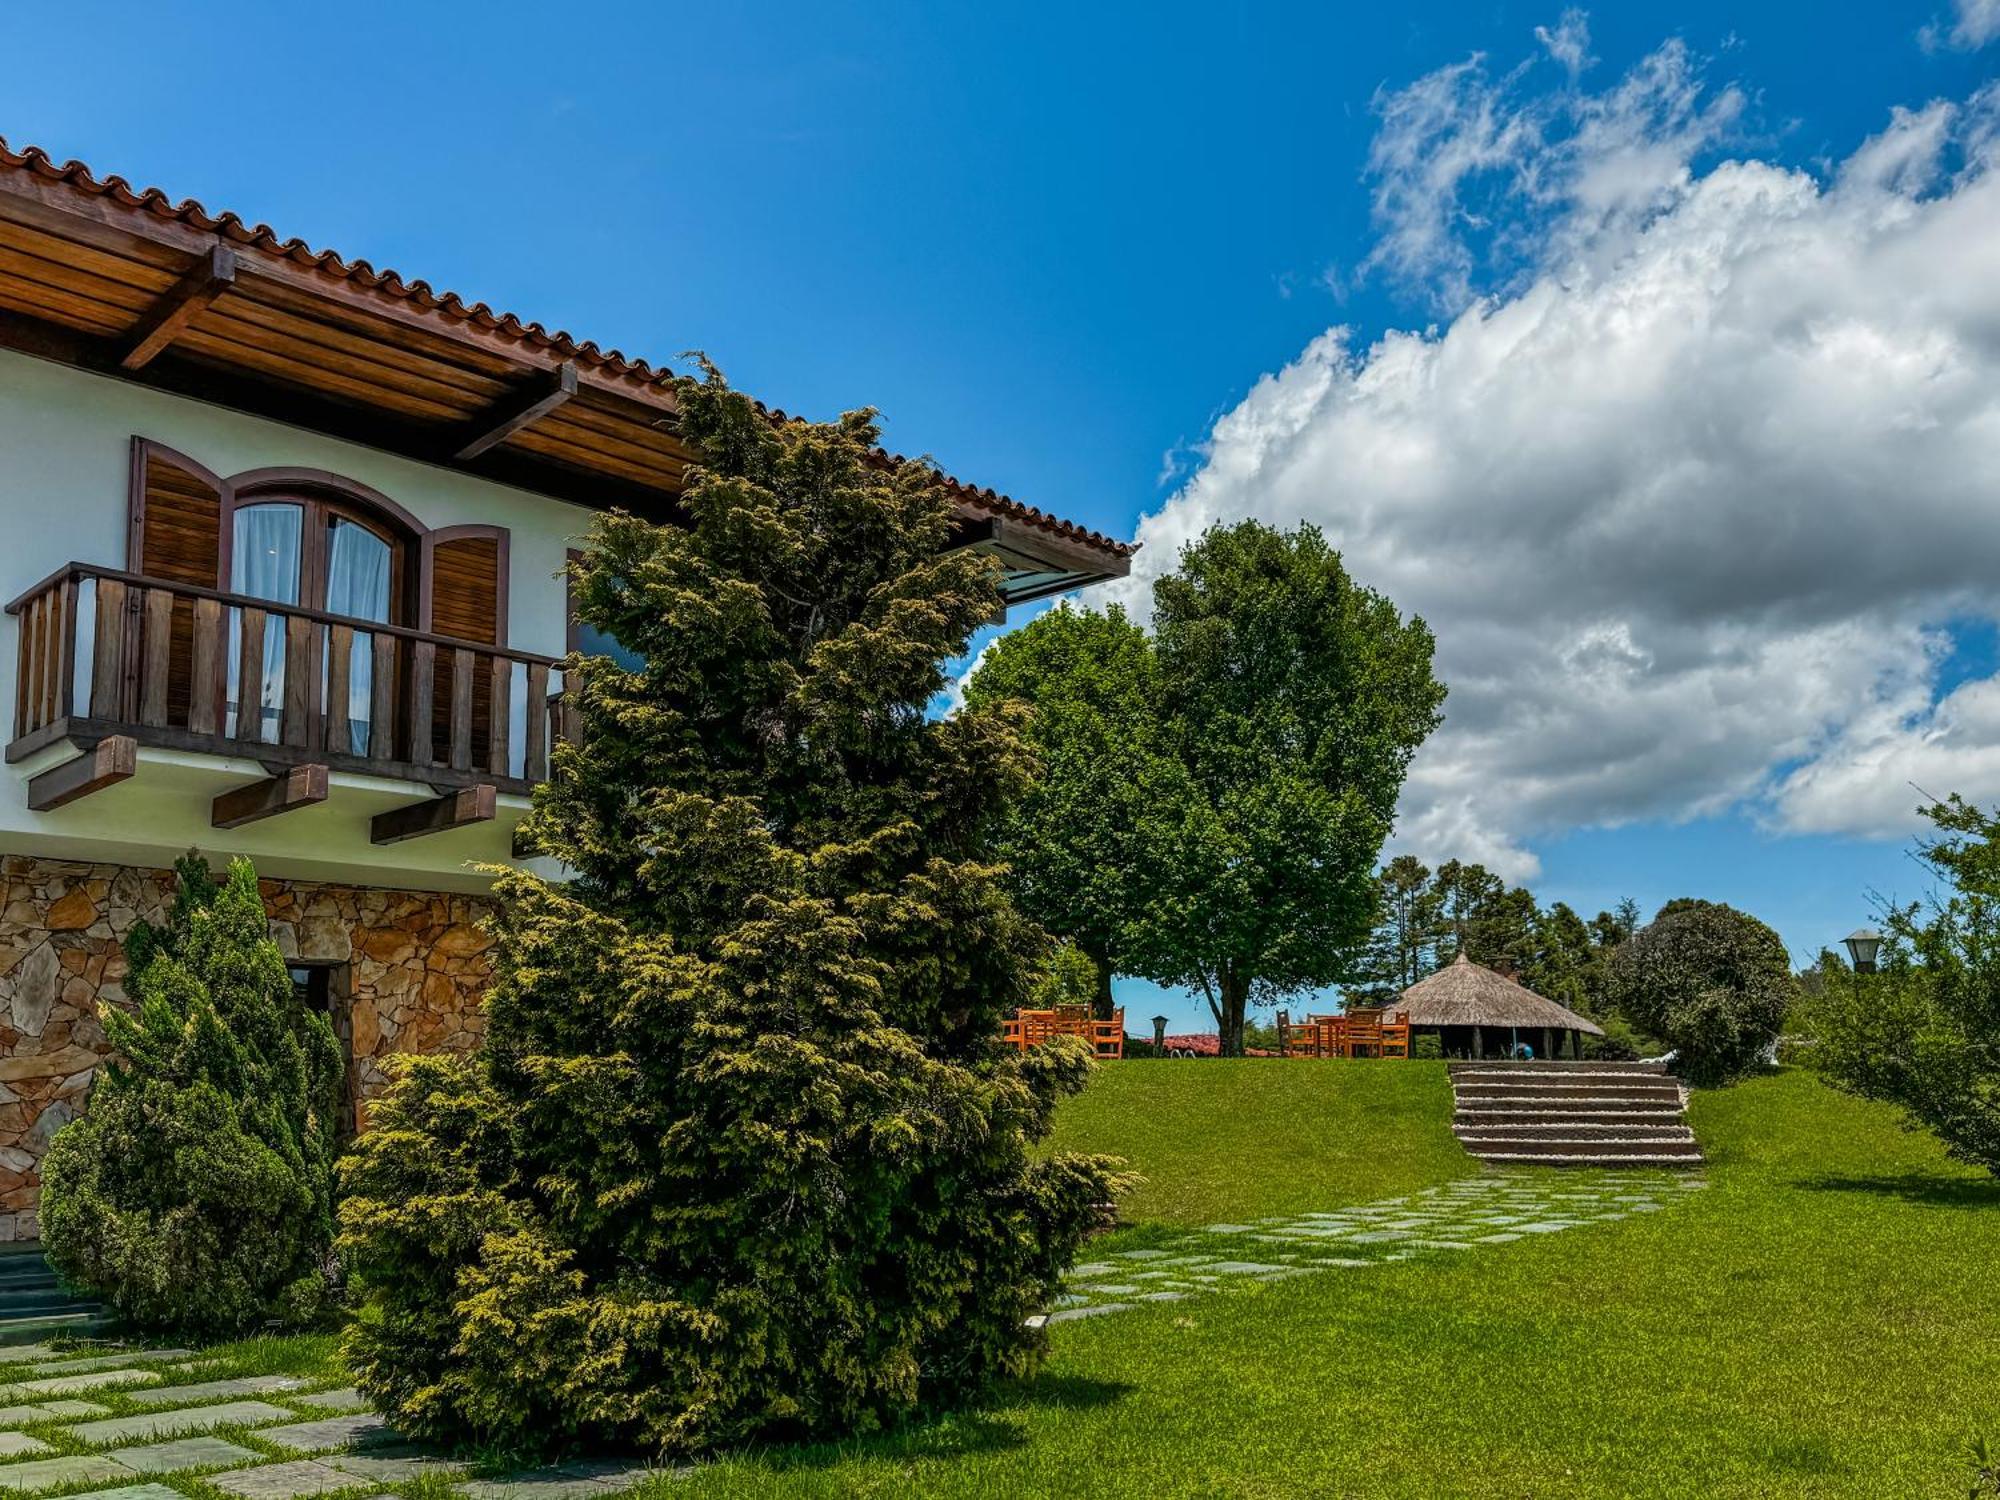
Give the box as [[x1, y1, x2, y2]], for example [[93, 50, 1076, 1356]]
[[7, 563, 565, 796]]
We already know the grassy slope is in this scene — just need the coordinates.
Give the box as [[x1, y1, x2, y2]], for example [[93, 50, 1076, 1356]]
[[678, 1064, 2000, 1499], [1044, 1059, 1470, 1223]]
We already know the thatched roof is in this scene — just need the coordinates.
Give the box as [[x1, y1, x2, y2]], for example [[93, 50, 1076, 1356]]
[[1394, 952, 1605, 1035]]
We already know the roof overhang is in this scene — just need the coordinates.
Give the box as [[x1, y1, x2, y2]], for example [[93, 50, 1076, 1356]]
[[0, 139, 1133, 607]]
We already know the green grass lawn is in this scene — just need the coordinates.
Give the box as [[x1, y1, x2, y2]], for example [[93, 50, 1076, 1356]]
[[673, 1062, 2000, 1498], [88, 1061, 2000, 1497], [1044, 1058, 1470, 1223]]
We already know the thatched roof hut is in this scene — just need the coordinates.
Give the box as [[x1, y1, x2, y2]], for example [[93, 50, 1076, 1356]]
[[1395, 951, 1604, 1059]]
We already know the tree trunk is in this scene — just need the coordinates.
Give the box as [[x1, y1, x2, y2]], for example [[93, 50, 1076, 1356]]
[[1218, 968, 1250, 1057], [1085, 941, 1116, 1022]]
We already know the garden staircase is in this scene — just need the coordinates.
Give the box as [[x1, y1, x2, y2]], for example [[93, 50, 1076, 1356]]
[[0, 1243, 109, 1345], [1448, 1059, 1702, 1167]]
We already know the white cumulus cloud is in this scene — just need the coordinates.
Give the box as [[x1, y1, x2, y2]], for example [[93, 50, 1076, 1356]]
[[1924, 0, 2000, 51], [1107, 27, 2000, 879]]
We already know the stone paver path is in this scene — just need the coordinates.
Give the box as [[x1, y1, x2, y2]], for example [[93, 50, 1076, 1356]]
[[1035, 1169, 1707, 1326], [0, 1341, 678, 1498]]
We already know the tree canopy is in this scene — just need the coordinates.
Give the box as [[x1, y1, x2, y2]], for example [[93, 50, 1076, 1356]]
[[1807, 795, 2000, 1173], [338, 367, 1125, 1456], [971, 520, 1444, 1054]]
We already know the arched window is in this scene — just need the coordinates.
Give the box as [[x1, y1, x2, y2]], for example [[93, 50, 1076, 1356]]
[[224, 475, 421, 751], [127, 441, 513, 767]]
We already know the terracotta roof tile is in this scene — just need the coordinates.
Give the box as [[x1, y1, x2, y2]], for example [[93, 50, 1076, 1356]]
[[0, 137, 1135, 563]]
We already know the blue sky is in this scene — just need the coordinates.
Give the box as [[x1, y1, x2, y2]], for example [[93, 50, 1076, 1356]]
[[9, 2, 1999, 1030]]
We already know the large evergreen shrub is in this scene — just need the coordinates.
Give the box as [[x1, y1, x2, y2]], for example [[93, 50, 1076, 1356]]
[[1806, 796, 2000, 1175], [1608, 899, 1794, 1086], [338, 367, 1126, 1457], [40, 854, 343, 1336]]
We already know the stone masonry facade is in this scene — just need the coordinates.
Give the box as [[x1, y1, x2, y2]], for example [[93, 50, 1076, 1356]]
[[0, 853, 494, 1242]]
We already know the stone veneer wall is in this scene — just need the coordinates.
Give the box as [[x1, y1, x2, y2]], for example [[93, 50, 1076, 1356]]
[[0, 854, 494, 1242]]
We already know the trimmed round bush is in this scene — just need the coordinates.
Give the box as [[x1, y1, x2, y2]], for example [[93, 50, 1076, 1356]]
[[1608, 899, 1793, 1086], [39, 854, 344, 1336]]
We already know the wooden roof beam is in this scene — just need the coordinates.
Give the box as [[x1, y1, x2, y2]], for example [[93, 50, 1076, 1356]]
[[453, 361, 578, 460], [120, 245, 235, 370]]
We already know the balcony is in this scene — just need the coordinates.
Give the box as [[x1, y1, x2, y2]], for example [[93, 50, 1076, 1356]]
[[8, 563, 564, 842]]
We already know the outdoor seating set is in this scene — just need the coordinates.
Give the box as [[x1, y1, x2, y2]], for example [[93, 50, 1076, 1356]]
[[1276, 1008, 1412, 1058], [999, 1004, 1127, 1059]]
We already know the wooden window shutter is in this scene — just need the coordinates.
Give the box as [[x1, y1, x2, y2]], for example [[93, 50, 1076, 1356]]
[[128, 439, 224, 586], [420, 526, 510, 766], [422, 528, 507, 646], [126, 438, 224, 727]]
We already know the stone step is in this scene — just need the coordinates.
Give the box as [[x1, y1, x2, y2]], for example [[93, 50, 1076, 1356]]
[[0, 1292, 90, 1318], [1463, 1149, 1703, 1168], [1456, 1108, 1686, 1128], [1456, 1096, 1688, 1120], [1454, 1081, 1682, 1101], [1455, 1121, 1696, 1141], [0, 1310, 112, 1346], [1457, 1134, 1703, 1158], [1451, 1069, 1671, 1087], [1447, 1059, 1670, 1074]]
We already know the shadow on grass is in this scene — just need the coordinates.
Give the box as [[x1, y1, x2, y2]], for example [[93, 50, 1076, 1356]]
[[1800, 1171, 2000, 1209], [716, 1371, 1135, 1475]]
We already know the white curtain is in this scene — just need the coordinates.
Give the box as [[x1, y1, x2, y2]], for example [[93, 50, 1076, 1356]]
[[324, 519, 392, 754], [229, 504, 302, 742]]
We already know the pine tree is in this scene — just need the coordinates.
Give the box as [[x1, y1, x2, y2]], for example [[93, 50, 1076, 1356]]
[[338, 366, 1126, 1457], [40, 854, 343, 1336]]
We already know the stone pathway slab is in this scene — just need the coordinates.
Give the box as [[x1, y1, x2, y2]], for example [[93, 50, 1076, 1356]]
[[0, 1455, 134, 1493], [257, 1413, 394, 1453], [0, 1400, 108, 1424], [0, 1347, 68, 1368], [0, 1433, 52, 1458], [71, 1400, 296, 1445], [63, 1485, 185, 1500], [24, 1352, 193, 1378], [107, 1436, 264, 1473], [291, 1389, 369, 1413], [456, 1460, 665, 1500], [211, 1460, 359, 1499], [325, 1447, 466, 1482], [126, 1376, 305, 1407], [0, 1370, 160, 1400]]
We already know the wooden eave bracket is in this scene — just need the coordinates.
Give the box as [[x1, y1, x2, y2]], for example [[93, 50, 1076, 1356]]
[[212, 763, 328, 830], [27, 734, 136, 811], [454, 361, 579, 461], [370, 783, 496, 845], [121, 245, 236, 370]]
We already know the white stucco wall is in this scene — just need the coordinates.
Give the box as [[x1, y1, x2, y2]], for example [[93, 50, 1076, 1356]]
[[0, 347, 595, 893]]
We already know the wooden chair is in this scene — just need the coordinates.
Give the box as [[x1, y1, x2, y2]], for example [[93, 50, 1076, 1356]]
[[1344, 1007, 1384, 1059], [1277, 1011, 1318, 1057], [1379, 1010, 1411, 1058], [1088, 1007, 1126, 1060]]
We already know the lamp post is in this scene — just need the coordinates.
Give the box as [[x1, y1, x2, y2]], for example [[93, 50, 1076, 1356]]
[[1842, 927, 1881, 1007], [1152, 1015, 1169, 1055]]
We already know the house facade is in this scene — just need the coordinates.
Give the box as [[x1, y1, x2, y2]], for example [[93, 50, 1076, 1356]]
[[0, 140, 1131, 1241]]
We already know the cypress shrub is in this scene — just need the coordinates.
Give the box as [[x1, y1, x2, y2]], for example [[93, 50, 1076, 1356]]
[[339, 366, 1127, 1457], [40, 854, 344, 1335]]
